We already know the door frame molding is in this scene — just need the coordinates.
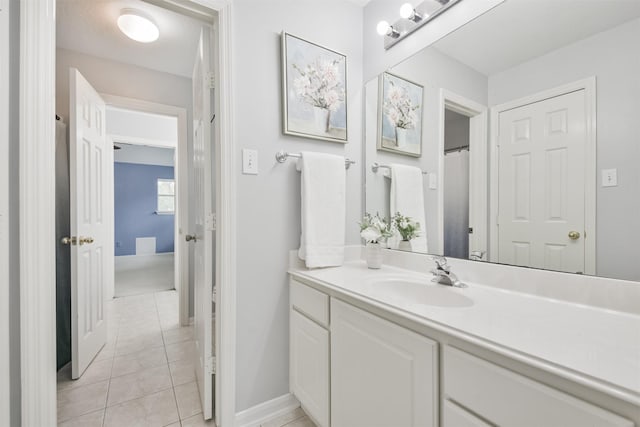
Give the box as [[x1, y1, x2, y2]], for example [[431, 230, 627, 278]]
[[438, 89, 488, 258], [489, 77, 597, 275], [18, 1, 236, 426], [103, 95, 190, 326]]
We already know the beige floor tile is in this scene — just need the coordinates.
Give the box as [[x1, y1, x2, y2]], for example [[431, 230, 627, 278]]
[[57, 408, 104, 427], [115, 331, 164, 357], [165, 423, 181, 427], [261, 407, 306, 427], [169, 358, 196, 386], [112, 346, 167, 378], [283, 416, 317, 427], [174, 381, 202, 420], [57, 380, 109, 422], [57, 358, 113, 391], [165, 340, 195, 363], [162, 325, 194, 345], [103, 388, 179, 427], [181, 413, 217, 427], [107, 364, 173, 406]]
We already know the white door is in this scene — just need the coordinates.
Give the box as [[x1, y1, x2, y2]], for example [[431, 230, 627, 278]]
[[69, 69, 109, 378], [191, 27, 215, 420], [497, 90, 586, 273]]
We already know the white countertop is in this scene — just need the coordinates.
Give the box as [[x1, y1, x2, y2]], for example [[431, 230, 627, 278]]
[[290, 261, 640, 405]]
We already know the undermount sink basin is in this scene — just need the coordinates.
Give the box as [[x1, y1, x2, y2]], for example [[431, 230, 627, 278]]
[[366, 278, 474, 308]]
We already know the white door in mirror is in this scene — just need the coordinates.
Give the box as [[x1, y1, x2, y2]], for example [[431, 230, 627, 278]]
[[498, 89, 586, 273]]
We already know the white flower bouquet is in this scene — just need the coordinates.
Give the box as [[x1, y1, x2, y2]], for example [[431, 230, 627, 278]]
[[384, 80, 419, 129], [359, 213, 393, 244], [392, 212, 421, 241], [293, 58, 345, 112]]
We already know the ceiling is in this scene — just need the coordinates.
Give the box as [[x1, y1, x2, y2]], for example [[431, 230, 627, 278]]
[[433, 0, 640, 76], [114, 143, 175, 167], [56, 0, 208, 78]]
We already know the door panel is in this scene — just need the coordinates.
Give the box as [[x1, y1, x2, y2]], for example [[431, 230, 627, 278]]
[[498, 90, 586, 273], [69, 69, 108, 378], [192, 27, 214, 420]]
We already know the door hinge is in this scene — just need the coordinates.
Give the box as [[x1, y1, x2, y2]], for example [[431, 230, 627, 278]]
[[205, 356, 216, 375], [205, 212, 216, 231], [207, 71, 215, 90]]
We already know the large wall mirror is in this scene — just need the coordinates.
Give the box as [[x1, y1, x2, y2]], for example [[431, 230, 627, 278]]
[[364, 0, 640, 282]]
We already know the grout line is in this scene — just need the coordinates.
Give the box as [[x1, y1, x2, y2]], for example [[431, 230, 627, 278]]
[[156, 290, 182, 425]]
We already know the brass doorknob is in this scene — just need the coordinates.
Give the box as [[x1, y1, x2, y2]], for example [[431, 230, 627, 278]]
[[79, 236, 94, 245], [185, 234, 197, 242], [568, 231, 581, 240]]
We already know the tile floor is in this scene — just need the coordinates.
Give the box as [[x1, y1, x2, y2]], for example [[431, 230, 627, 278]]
[[57, 290, 208, 427], [57, 289, 315, 427]]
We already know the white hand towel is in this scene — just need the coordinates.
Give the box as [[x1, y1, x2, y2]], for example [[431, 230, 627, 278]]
[[390, 164, 428, 253], [297, 152, 346, 268]]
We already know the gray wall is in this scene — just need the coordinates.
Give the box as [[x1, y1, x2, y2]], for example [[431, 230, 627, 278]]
[[8, 0, 21, 424], [55, 48, 196, 313], [488, 17, 640, 281], [365, 47, 487, 255], [232, 0, 363, 412]]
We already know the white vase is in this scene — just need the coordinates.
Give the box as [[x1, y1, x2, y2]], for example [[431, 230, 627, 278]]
[[398, 240, 412, 252], [365, 242, 383, 269], [395, 127, 407, 148], [313, 106, 330, 133]]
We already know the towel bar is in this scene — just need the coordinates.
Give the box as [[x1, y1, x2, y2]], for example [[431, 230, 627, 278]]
[[275, 151, 356, 169], [371, 162, 428, 175]]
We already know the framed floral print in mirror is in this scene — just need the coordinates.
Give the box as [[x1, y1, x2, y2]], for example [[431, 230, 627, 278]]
[[282, 32, 348, 143], [378, 72, 423, 157]]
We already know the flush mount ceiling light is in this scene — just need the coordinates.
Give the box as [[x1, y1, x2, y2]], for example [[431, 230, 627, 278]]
[[117, 9, 159, 43]]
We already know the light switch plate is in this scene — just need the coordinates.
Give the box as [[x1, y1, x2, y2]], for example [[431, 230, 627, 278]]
[[242, 149, 258, 175], [602, 168, 617, 187], [428, 173, 437, 189]]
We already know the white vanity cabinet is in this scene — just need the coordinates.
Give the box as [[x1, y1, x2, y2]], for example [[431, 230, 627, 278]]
[[290, 280, 330, 427], [443, 346, 634, 427], [331, 299, 438, 427]]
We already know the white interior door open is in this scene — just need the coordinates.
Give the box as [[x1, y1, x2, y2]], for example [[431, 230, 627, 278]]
[[497, 89, 586, 273], [69, 68, 110, 378], [192, 27, 215, 420]]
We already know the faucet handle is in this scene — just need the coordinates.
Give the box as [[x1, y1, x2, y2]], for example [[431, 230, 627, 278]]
[[431, 255, 449, 271]]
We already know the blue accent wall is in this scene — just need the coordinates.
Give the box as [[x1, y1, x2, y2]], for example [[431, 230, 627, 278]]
[[114, 162, 174, 256]]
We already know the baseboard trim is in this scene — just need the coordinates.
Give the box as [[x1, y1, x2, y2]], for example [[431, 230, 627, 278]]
[[235, 393, 300, 427]]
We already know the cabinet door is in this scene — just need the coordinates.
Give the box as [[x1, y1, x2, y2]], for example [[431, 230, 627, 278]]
[[290, 310, 329, 427], [331, 299, 438, 427]]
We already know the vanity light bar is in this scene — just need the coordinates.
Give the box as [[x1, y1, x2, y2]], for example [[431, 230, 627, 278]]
[[371, 162, 428, 175], [380, 0, 463, 50], [275, 150, 356, 169]]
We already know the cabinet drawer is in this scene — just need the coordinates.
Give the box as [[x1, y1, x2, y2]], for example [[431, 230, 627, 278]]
[[290, 280, 329, 327], [443, 399, 492, 427], [444, 346, 633, 427]]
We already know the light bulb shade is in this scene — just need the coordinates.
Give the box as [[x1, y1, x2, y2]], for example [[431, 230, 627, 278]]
[[376, 20, 391, 36], [117, 10, 159, 43], [399, 3, 415, 19]]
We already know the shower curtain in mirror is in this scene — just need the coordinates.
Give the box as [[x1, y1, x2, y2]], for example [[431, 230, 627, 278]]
[[443, 149, 469, 259]]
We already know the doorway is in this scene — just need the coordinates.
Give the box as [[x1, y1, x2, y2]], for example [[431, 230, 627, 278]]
[[20, 0, 235, 425], [438, 90, 488, 260]]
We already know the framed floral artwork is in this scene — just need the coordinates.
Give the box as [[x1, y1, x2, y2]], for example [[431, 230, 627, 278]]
[[282, 32, 348, 143], [377, 72, 423, 157]]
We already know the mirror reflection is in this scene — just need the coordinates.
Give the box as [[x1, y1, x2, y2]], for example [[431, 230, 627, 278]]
[[365, 0, 640, 282]]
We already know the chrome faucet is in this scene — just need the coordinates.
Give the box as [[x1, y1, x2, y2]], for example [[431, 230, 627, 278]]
[[431, 256, 466, 288]]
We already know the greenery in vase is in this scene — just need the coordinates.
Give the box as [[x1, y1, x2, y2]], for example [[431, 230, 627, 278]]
[[359, 212, 393, 244], [392, 212, 421, 241]]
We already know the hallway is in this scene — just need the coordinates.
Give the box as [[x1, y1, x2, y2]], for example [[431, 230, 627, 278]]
[[56, 290, 208, 426]]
